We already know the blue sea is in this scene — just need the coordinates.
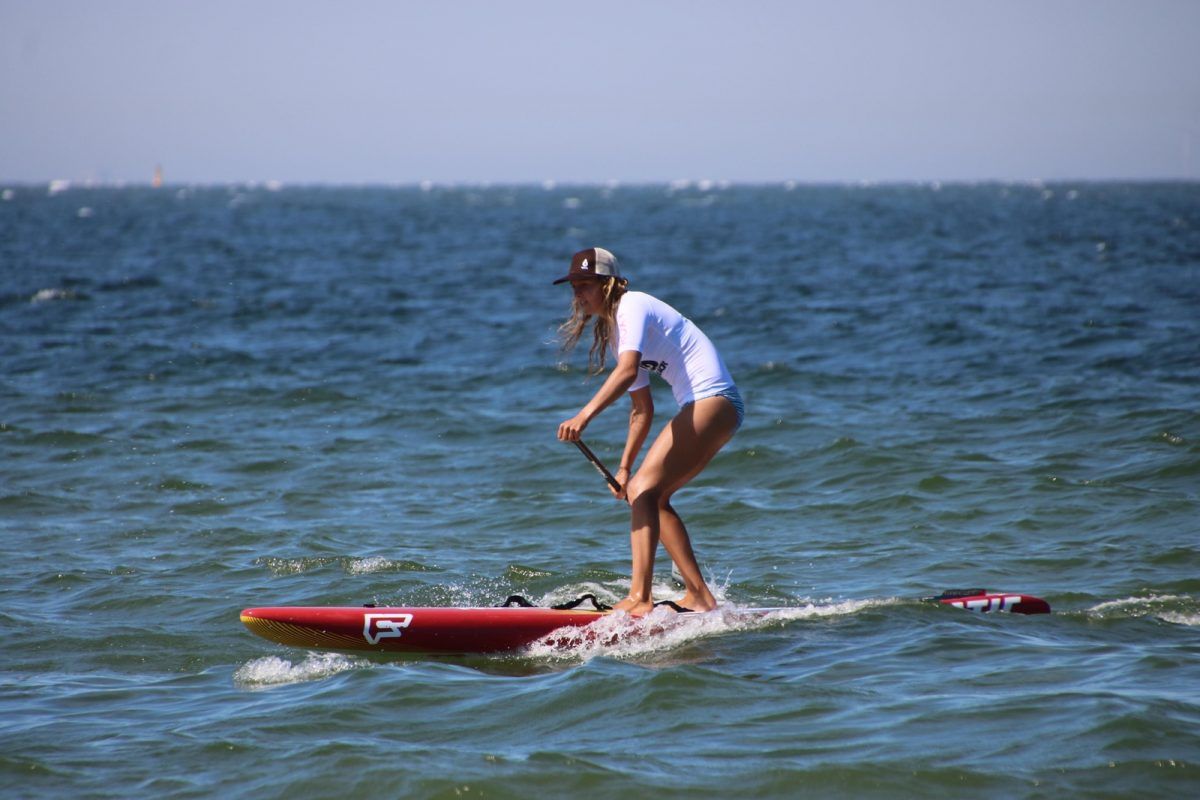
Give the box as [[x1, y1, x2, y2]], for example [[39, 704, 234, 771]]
[[2, 181, 1198, 798]]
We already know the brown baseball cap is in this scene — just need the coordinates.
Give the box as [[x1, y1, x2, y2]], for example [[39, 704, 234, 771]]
[[552, 247, 623, 284]]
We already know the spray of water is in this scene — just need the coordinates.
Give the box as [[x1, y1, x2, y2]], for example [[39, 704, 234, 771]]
[[524, 596, 891, 662], [234, 652, 369, 688]]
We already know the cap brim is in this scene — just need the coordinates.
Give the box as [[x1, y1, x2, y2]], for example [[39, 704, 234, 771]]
[[553, 274, 608, 285]]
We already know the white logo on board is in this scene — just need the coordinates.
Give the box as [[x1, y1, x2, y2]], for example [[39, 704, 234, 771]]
[[950, 596, 1021, 612], [363, 613, 413, 644]]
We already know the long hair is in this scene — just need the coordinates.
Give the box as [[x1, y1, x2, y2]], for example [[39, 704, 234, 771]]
[[558, 277, 628, 374]]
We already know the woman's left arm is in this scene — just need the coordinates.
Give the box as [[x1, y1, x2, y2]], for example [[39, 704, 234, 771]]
[[557, 350, 642, 442], [614, 385, 653, 499]]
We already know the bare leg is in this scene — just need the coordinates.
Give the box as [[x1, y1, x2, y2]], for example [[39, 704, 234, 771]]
[[615, 492, 659, 614], [613, 395, 737, 615], [658, 503, 717, 611]]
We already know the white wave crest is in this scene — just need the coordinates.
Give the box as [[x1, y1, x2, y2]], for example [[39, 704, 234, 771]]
[[31, 288, 76, 303], [1087, 594, 1199, 624], [234, 652, 367, 688], [347, 556, 394, 575], [256, 556, 330, 575], [1089, 594, 1188, 613], [756, 596, 893, 620]]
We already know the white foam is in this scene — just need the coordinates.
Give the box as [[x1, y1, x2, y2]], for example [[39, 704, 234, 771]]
[[347, 556, 393, 575], [234, 652, 367, 688], [1088, 595, 1200, 625], [1089, 594, 1187, 614], [257, 556, 327, 575], [750, 596, 892, 620], [523, 598, 886, 662], [31, 288, 75, 303]]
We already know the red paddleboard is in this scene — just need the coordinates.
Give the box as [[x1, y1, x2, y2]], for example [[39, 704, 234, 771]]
[[241, 589, 1051, 654], [240, 605, 609, 654], [929, 589, 1051, 615]]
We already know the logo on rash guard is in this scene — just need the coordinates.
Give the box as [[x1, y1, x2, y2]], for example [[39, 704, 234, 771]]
[[640, 360, 668, 375]]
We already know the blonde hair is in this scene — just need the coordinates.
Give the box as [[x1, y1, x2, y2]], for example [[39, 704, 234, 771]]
[[558, 277, 628, 374]]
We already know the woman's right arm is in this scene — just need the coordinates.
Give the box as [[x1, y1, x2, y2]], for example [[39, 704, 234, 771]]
[[557, 350, 641, 442]]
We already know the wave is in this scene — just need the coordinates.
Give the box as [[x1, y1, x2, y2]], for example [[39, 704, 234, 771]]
[[256, 556, 437, 576], [233, 652, 369, 688], [346, 556, 436, 575], [1087, 594, 1199, 625]]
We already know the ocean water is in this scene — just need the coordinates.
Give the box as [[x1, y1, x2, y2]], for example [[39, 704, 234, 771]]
[[1, 182, 1198, 798]]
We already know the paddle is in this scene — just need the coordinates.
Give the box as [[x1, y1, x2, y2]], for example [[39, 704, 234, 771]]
[[572, 439, 622, 493]]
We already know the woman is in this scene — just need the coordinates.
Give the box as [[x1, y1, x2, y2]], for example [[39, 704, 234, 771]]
[[554, 247, 744, 615]]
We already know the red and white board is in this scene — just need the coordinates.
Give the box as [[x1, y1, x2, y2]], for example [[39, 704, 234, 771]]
[[242, 589, 1050, 655], [930, 590, 1051, 615], [240, 605, 609, 654]]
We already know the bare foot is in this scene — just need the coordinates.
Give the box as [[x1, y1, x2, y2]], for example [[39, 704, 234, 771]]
[[612, 596, 636, 611], [678, 593, 718, 612], [612, 597, 655, 616]]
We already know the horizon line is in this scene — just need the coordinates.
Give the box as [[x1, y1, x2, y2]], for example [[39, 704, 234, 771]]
[[5, 176, 1199, 192]]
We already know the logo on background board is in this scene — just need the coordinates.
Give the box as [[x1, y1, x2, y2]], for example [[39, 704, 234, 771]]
[[948, 596, 1022, 612], [363, 613, 413, 644]]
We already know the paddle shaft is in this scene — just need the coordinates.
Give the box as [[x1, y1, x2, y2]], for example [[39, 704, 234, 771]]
[[573, 439, 622, 493]]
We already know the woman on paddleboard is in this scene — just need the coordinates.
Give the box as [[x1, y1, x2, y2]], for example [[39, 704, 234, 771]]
[[554, 247, 744, 615]]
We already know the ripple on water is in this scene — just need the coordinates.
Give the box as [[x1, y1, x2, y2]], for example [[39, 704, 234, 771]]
[[1087, 594, 1200, 625], [234, 652, 369, 688], [255, 556, 439, 576]]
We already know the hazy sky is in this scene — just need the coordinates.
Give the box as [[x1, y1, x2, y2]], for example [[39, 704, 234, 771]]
[[3, 1, 1198, 184]]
